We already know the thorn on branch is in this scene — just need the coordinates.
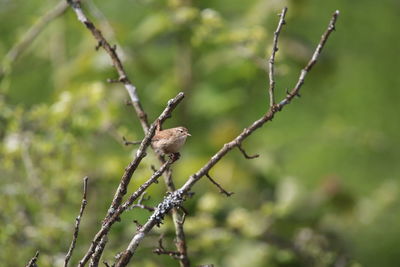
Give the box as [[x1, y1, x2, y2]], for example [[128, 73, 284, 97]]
[[205, 173, 234, 197], [237, 145, 259, 159]]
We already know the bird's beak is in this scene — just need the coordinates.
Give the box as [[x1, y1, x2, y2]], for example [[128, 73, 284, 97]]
[[187, 133, 191, 136]]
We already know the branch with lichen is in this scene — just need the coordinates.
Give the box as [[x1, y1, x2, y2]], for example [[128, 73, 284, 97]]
[[114, 8, 340, 266], [78, 92, 185, 266], [66, 1, 191, 264]]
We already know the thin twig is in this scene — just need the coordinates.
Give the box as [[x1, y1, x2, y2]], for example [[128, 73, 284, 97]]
[[279, 10, 340, 108], [114, 8, 340, 266], [268, 7, 287, 108], [129, 192, 154, 212], [122, 136, 141, 146], [237, 144, 259, 159], [153, 234, 182, 260], [25, 251, 40, 267], [64, 177, 89, 267], [206, 173, 234, 197]]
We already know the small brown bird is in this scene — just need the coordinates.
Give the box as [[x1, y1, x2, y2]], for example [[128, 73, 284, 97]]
[[152, 126, 191, 155]]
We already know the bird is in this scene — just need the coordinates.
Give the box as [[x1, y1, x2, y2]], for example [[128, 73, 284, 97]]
[[151, 126, 191, 156]]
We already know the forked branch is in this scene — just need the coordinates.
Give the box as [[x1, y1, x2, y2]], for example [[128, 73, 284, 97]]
[[115, 8, 340, 266], [78, 93, 184, 266], [66, 1, 191, 264]]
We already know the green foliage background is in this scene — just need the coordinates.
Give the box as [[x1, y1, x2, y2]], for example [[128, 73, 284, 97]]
[[1, 0, 399, 266]]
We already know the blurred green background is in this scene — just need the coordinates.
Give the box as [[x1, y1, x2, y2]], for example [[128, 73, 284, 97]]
[[1, 0, 399, 266]]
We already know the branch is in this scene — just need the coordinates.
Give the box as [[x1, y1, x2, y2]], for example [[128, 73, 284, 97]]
[[25, 251, 40, 267], [122, 136, 141, 146], [67, 0, 149, 131], [1, 1, 68, 79], [64, 177, 89, 267], [279, 10, 340, 108], [268, 7, 287, 108], [237, 144, 259, 159], [153, 234, 182, 260], [206, 173, 234, 197], [79, 135, 181, 266], [114, 8, 340, 266], [129, 192, 155, 212], [67, 1, 190, 263]]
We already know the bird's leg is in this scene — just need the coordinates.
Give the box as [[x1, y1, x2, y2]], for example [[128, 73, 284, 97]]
[[169, 152, 181, 161]]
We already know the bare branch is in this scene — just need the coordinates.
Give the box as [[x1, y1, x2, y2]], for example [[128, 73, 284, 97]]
[[90, 235, 108, 267], [278, 10, 340, 108], [268, 7, 288, 108], [25, 251, 40, 267], [122, 136, 141, 146], [67, 0, 149, 131], [64, 177, 89, 267], [206, 173, 234, 197], [67, 0, 191, 264], [237, 144, 259, 159], [129, 192, 154, 212], [79, 143, 180, 266], [153, 234, 182, 260], [114, 9, 340, 266]]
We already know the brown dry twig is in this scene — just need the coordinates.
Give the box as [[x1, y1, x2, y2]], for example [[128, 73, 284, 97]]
[[114, 8, 340, 266], [129, 192, 154, 212], [237, 144, 260, 159], [153, 234, 183, 260], [64, 176, 89, 267], [122, 136, 141, 146], [206, 173, 234, 197]]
